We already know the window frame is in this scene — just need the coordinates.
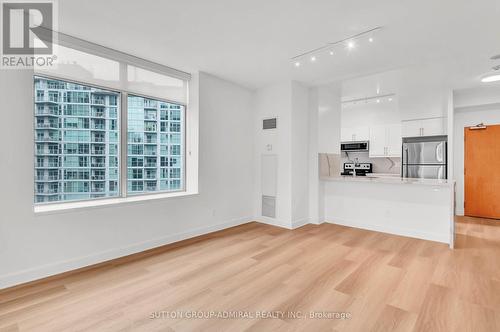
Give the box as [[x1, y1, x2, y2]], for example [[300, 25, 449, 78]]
[[33, 74, 187, 208]]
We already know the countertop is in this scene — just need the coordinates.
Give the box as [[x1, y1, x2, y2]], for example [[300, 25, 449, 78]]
[[320, 174, 453, 187]]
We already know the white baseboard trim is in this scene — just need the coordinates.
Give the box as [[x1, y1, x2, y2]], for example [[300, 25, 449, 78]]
[[291, 218, 310, 229], [253, 216, 292, 229], [0, 216, 252, 290], [325, 216, 450, 244], [253, 216, 313, 230]]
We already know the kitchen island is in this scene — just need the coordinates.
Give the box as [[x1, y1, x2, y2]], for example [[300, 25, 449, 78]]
[[321, 175, 454, 247]]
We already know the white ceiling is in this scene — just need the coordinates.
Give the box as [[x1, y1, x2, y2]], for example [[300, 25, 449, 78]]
[[58, 0, 500, 90]]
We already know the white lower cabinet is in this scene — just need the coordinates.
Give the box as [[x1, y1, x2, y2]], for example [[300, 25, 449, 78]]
[[401, 117, 447, 137], [369, 124, 401, 158]]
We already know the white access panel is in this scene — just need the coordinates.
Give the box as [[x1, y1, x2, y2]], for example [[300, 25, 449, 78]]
[[261, 154, 277, 196]]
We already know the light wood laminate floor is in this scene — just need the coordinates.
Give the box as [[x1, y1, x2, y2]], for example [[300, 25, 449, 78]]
[[1, 216, 499, 331]]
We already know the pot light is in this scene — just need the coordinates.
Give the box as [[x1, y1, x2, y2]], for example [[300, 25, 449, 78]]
[[388, 98, 393, 102], [369, 37, 374, 43], [294, 61, 300, 67], [310, 56, 316, 62], [329, 51, 334, 55], [481, 74, 500, 83], [347, 41, 356, 50], [376, 99, 380, 103]]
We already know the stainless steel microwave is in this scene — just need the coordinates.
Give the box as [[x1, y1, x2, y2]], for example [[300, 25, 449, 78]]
[[340, 141, 369, 152]]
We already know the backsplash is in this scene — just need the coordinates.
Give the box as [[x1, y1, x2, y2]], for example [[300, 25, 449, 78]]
[[319, 152, 401, 177], [341, 152, 401, 174]]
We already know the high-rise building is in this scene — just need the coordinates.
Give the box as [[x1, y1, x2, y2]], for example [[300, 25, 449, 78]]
[[34, 76, 183, 204]]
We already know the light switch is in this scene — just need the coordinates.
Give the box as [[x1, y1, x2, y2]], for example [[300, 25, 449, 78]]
[[266, 144, 273, 151]]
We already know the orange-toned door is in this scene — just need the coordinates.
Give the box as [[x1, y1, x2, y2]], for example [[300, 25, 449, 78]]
[[464, 124, 500, 219]]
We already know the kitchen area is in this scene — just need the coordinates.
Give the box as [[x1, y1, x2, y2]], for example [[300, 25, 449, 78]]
[[319, 68, 455, 247]]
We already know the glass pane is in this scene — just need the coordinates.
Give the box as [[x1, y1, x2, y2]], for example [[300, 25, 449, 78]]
[[34, 76, 120, 203], [127, 95, 184, 194], [35, 45, 121, 90], [127, 65, 187, 104]]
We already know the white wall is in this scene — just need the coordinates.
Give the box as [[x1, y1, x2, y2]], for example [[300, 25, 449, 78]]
[[253, 81, 315, 228], [308, 83, 341, 224], [291, 82, 310, 226], [253, 82, 293, 228], [341, 99, 400, 128], [0, 71, 255, 289], [453, 87, 500, 215]]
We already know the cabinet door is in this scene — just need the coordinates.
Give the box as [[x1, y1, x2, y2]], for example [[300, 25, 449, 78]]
[[369, 126, 386, 157], [401, 120, 422, 137], [421, 118, 446, 136], [386, 124, 402, 157], [354, 126, 370, 141], [341, 127, 354, 142]]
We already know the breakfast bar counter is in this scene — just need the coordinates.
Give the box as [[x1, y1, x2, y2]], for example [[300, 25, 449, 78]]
[[320, 175, 455, 246]]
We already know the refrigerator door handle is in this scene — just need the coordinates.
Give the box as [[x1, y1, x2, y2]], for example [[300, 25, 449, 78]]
[[404, 149, 409, 178]]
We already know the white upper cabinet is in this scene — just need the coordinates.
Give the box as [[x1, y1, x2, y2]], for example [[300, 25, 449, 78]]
[[401, 117, 447, 137], [369, 124, 402, 158], [368, 126, 386, 157], [386, 124, 402, 156], [421, 118, 446, 136], [341, 126, 369, 142]]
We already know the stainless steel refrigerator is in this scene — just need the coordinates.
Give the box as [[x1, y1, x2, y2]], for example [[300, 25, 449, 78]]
[[402, 135, 447, 179]]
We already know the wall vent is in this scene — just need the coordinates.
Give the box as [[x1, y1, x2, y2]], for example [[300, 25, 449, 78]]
[[262, 195, 276, 218], [263, 117, 277, 130]]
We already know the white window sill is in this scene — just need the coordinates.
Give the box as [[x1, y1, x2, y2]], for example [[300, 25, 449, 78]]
[[34, 190, 199, 215]]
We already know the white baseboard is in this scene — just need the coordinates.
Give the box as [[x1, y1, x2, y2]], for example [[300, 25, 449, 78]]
[[0, 216, 252, 290], [325, 216, 450, 244], [253, 216, 313, 230], [253, 216, 292, 229], [291, 218, 310, 229]]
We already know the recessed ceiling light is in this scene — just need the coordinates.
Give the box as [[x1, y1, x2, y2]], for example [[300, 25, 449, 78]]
[[388, 98, 393, 102], [376, 99, 380, 103], [310, 56, 316, 62], [329, 51, 334, 55], [369, 37, 374, 43], [347, 41, 355, 49], [481, 74, 500, 83], [294, 61, 300, 67]]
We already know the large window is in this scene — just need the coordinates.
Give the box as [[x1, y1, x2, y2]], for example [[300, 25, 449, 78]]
[[34, 77, 120, 203], [34, 76, 185, 205], [127, 95, 184, 194]]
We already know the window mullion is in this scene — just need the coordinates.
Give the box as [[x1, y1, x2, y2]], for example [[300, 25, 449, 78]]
[[120, 92, 128, 198]]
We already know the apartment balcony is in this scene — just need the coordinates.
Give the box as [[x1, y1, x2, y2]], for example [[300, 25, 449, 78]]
[[144, 127, 157, 132], [91, 124, 106, 130], [91, 99, 105, 105], [91, 175, 105, 180], [144, 101, 157, 109], [91, 111, 106, 118], [91, 187, 106, 193], [144, 151, 157, 156], [91, 137, 105, 143], [36, 150, 61, 155], [144, 115, 157, 121], [36, 164, 61, 168], [36, 188, 60, 194], [36, 123, 59, 129], [35, 97, 59, 104], [36, 137, 61, 142], [144, 163, 157, 168], [35, 109, 60, 116], [36, 175, 60, 181], [91, 150, 105, 155], [91, 163, 106, 168]]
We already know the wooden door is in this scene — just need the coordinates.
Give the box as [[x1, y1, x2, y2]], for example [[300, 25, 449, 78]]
[[464, 124, 500, 219]]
